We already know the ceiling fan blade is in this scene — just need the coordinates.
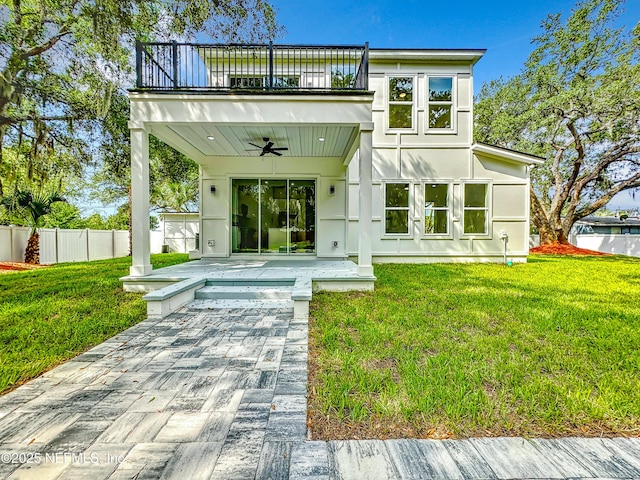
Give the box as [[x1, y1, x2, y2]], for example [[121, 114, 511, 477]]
[[248, 143, 262, 148], [265, 142, 274, 149], [270, 147, 288, 151], [259, 151, 266, 157], [272, 151, 283, 156]]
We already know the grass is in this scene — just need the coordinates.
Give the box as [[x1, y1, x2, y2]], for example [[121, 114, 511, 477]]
[[308, 255, 640, 439], [0, 253, 189, 394]]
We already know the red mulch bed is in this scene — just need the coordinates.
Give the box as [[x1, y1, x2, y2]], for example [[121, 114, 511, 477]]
[[0, 262, 47, 272], [530, 243, 610, 256]]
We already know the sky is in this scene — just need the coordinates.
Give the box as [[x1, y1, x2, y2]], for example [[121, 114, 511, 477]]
[[268, 0, 640, 209], [269, 0, 639, 95]]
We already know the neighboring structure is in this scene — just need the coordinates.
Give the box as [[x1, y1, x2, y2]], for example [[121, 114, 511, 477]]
[[127, 42, 543, 278], [569, 216, 640, 257], [572, 216, 640, 235], [151, 212, 199, 253]]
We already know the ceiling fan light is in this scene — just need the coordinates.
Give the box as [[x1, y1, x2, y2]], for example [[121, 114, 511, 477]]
[[318, 137, 325, 142], [207, 135, 215, 141]]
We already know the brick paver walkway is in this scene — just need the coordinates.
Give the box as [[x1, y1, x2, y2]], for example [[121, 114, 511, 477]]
[[0, 307, 307, 479]]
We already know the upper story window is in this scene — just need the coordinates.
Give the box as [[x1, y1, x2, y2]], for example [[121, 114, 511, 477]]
[[229, 75, 299, 89], [427, 76, 454, 130], [388, 77, 414, 129], [385, 182, 410, 234], [424, 183, 450, 235], [230, 76, 264, 88], [463, 183, 489, 235]]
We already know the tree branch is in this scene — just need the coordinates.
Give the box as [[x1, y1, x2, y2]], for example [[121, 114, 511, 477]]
[[20, 27, 71, 59], [574, 172, 640, 219], [0, 114, 84, 128]]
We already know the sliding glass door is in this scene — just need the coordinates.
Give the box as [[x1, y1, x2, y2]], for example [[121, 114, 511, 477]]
[[231, 179, 315, 255]]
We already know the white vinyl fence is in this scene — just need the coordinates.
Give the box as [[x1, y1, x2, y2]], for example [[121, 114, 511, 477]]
[[573, 234, 640, 257], [0, 226, 129, 264]]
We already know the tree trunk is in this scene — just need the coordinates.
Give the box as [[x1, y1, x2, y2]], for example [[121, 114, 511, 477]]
[[24, 232, 40, 264], [531, 188, 571, 245], [538, 224, 570, 245]]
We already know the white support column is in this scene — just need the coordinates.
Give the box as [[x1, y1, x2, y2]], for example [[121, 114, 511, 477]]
[[358, 122, 374, 277], [129, 123, 152, 277]]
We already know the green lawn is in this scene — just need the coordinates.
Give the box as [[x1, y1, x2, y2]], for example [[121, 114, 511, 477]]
[[0, 254, 188, 394], [309, 255, 640, 439]]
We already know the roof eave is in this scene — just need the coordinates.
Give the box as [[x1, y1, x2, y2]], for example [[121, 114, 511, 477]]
[[472, 143, 546, 166], [369, 49, 486, 65]]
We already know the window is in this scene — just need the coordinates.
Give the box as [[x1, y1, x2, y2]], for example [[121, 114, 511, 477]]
[[385, 183, 410, 234], [428, 76, 453, 129], [424, 183, 449, 235], [463, 183, 489, 235], [230, 76, 264, 88], [388, 77, 414, 129], [229, 76, 299, 88]]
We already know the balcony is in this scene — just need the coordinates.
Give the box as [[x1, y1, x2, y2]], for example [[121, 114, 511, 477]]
[[135, 41, 369, 93]]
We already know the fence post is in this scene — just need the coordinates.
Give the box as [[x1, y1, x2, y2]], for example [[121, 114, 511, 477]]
[[112, 229, 116, 259], [10, 226, 14, 262], [172, 40, 179, 89], [55, 228, 60, 264], [268, 41, 274, 90], [363, 42, 369, 90], [86, 228, 90, 262], [135, 40, 142, 88]]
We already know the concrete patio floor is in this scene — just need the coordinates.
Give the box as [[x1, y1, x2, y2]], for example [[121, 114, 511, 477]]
[[120, 259, 376, 293], [1, 304, 640, 479]]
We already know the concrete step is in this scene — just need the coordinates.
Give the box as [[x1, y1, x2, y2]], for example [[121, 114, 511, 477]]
[[186, 298, 294, 310], [204, 279, 295, 287], [194, 285, 293, 300]]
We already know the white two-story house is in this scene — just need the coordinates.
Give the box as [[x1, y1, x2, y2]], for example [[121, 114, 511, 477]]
[[127, 42, 543, 280]]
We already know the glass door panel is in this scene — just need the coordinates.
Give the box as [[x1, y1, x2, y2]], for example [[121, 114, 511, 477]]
[[232, 178, 316, 255], [289, 180, 315, 254], [231, 179, 259, 253], [260, 180, 288, 254]]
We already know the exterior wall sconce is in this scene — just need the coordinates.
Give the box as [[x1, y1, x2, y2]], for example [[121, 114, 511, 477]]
[[329, 185, 336, 195], [210, 185, 216, 194]]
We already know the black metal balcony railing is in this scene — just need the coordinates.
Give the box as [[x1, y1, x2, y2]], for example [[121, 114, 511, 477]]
[[135, 41, 369, 92]]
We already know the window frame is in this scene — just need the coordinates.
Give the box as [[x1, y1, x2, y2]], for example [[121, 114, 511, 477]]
[[386, 75, 417, 132], [422, 180, 453, 239], [461, 180, 492, 238], [426, 75, 456, 133], [383, 181, 412, 237]]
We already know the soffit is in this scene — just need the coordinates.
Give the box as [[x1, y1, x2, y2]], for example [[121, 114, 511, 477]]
[[150, 124, 357, 160]]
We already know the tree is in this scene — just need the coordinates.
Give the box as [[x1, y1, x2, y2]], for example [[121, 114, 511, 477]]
[[0, 0, 282, 197], [91, 90, 199, 255], [1, 188, 65, 263], [475, 0, 640, 244], [41, 202, 85, 229]]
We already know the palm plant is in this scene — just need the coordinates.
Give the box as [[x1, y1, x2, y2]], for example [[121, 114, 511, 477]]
[[1, 189, 66, 264]]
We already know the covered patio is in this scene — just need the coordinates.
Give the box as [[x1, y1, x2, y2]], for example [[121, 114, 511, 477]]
[[127, 42, 375, 284]]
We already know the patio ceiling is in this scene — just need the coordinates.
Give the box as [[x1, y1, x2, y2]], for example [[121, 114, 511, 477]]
[[149, 123, 359, 163]]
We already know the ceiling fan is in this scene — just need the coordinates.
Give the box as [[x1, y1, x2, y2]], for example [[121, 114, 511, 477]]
[[247, 137, 288, 156]]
